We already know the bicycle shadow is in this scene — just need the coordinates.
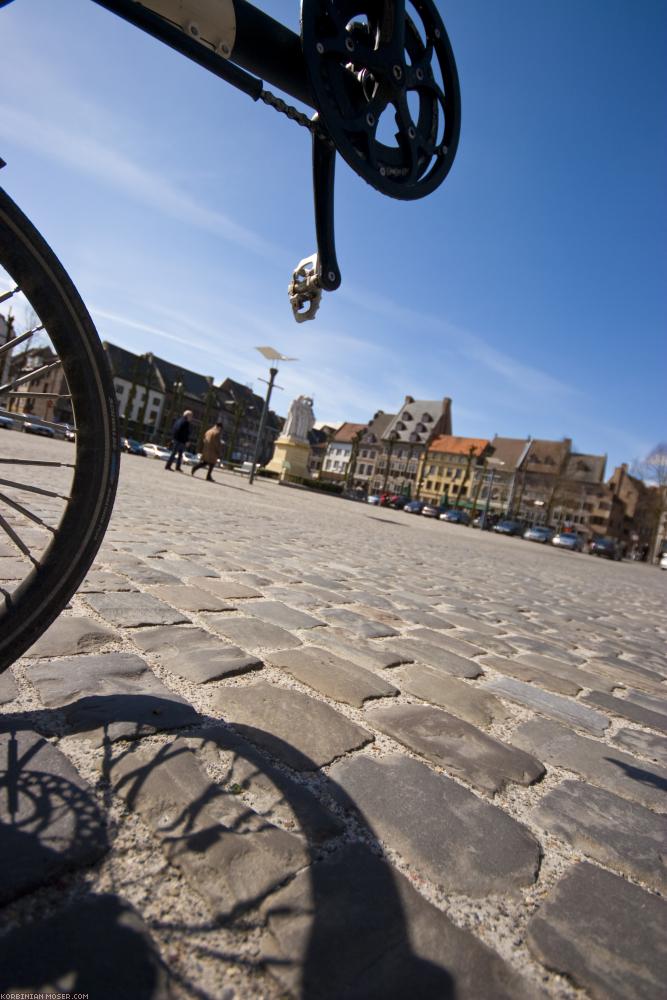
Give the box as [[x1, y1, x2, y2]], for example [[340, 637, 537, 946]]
[[0, 697, 457, 999]]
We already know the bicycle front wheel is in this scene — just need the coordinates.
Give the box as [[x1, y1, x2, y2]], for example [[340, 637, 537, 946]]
[[0, 186, 120, 671]]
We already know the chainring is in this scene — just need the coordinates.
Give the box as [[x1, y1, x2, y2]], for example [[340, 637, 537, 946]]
[[301, 0, 461, 200]]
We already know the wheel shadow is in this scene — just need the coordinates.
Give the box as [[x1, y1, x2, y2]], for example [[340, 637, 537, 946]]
[[0, 697, 457, 999]]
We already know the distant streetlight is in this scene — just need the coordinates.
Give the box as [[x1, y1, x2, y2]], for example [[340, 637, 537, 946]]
[[482, 458, 505, 524], [248, 346, 297, 485]]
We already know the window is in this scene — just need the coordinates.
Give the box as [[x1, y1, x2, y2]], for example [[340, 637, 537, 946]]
[[454, 469, 462, 479], [428, 464, 436, 474], [426, 480, 433, 490]]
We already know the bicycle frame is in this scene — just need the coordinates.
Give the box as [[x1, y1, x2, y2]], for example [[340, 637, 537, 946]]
[[91, 0, 315, 108], [3, 0, 460, 316]]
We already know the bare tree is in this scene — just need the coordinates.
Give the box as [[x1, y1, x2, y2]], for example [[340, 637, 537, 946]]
[[631, 444, 667, 560], [633, 443, 667, 487]]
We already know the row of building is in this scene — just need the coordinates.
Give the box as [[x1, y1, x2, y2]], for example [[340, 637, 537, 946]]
[[1, 325, 663, 559], [305, 397, 666, 559], [1, 336, 284, 466]]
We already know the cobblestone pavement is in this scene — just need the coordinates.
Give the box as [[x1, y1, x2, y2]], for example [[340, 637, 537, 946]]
[[1, 435, 666, 999]]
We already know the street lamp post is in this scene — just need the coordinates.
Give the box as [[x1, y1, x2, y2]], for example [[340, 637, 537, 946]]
[[482, 459, 505, 524], [247, 346, 297, 485], [248, 367, 278, 485]]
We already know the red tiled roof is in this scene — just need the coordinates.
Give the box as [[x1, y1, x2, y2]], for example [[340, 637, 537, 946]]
[[427, 435, 490, 456], [333, 422, 366, 443]]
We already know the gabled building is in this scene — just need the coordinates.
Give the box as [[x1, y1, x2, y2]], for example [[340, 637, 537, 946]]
[[418, 436, 492, 507], [218, 377, 281, 466], [605, 464, 663, 556], [470, 436, 530, 515], [509, 437, 572, 520], [351, 410, 395, 492], [373, 395, 453, 496], [321, 422, 367, 482], [102, 343, 282, 460], [307, 425, 336, 479]]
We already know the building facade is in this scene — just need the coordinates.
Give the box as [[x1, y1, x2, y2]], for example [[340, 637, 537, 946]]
[[321, 422, 366, 482], [418, 436, 491, 507], [371, 396, 453, 496], [344, 411, 394, 492]]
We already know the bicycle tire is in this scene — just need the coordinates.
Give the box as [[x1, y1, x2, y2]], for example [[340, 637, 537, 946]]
[[0, 186, 120, 672]]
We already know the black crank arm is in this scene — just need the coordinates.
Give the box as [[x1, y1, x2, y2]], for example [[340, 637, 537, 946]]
[[313, 133, 341, 292]]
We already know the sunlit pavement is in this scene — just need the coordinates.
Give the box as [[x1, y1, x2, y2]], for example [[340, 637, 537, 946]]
[[1, 434, 666, 1000]]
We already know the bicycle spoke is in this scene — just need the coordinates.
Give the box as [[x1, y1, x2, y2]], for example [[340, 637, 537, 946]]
[[0, 513, 39, 565], [0, 327, 38, 356], [0, 285, 19, 305], [8, 391, 72, 400], [0, 459, 76, 468], [0, 477, 70, 501], [0, 492, 57, 533], [0, 358, 60, 396]]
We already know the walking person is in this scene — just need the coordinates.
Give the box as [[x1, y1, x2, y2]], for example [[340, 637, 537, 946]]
[[191, 421, 223, 481], [165, 409, 193, 472]]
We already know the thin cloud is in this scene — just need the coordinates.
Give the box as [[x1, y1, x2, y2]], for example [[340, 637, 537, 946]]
[[0, 104, 280, 260], [341, 282, 575, 398]]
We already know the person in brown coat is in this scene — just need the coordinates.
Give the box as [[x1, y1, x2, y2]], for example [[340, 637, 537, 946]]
[[191, 422, 223, 481]]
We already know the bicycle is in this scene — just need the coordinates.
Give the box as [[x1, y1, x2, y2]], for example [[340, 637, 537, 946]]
[[0, 0, 460, 671]]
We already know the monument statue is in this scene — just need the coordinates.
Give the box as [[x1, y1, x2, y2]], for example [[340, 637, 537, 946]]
[[282, 395, 315, 442]]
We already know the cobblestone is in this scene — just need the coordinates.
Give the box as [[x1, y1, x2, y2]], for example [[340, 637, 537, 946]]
[[2, 440, 666, 999], [267, 646, 398, 707], [527, 863, 667, 1000], [367, 703, 545, 793]]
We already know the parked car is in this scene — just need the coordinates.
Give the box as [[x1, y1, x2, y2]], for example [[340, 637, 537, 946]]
[[523, 525, 554, 544], [61, 424, 76, 442], [493, 519, 524, 537], [404, 500, 425, 514], [122, 437, 146, 456], [421, 503, 441, 518], [387, 494, 409, 509], [143, 443, 171, 460], [366, 494, 381, 505], [660, 551, 667, 570], [472, 512, 499, 530], [552, 531, 584, 552], [440, 509, 470, 525], [0, 413, 16, 430], [23, 420, 55, 438], [181, 451, 199, 466], [589, 537, 622, 561]]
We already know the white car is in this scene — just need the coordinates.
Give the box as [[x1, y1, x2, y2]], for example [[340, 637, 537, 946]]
[[660, 552, 667, 571], [143, 443, 171, 460]]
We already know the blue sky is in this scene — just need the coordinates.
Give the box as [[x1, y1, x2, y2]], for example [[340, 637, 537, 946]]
[[1, 0, 665, 473]]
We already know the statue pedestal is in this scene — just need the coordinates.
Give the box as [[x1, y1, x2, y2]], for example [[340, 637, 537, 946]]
[[265, 436, 310, 480]]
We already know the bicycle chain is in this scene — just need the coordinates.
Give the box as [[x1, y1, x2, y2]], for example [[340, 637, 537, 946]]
[[259, 89, 334, 147]]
